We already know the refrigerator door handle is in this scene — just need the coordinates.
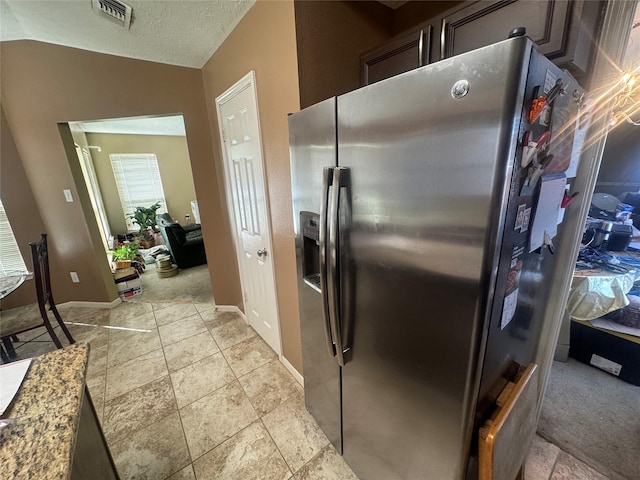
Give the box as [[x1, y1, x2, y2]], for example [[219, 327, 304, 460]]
[[328, 167, 351, 367], [320, 167, 337, 358]]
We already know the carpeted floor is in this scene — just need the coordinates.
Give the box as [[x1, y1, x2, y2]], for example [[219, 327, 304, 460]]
[[538, 358, 640, 480], [129, 263, 215, 305]]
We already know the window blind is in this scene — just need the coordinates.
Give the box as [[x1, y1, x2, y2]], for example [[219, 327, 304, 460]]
[[0, 199, 28, 276], [110, 153, 167, 231]]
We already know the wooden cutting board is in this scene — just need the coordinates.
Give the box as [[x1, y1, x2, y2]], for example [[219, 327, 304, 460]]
[[479, 363, 539, 480]]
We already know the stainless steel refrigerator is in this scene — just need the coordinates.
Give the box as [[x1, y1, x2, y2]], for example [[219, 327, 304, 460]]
[[289, 36, 583, 480]]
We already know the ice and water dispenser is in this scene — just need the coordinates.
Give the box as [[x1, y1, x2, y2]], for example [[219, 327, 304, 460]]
[[301, 211, 321, 292]]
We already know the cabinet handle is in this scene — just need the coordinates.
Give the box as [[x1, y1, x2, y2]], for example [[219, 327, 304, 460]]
[[441, 19, 448, 59], [418, 29, 424, 67], [422, 25, 432, 65]]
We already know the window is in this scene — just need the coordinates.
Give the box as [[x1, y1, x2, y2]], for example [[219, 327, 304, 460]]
[[0, 199, 28, 276], [110, 153, 167, 231]]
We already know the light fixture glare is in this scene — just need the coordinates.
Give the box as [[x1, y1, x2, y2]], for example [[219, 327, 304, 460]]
[[610, 63, 640, 129]]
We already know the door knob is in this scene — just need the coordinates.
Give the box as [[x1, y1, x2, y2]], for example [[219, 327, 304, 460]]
[[257, 248, 267, 258]]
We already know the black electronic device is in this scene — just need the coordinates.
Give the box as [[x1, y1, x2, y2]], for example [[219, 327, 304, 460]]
[[607, 224, 633, 252]]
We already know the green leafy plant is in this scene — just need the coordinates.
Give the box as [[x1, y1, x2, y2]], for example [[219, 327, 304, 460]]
[[111, 243, 139, 261], [127, 202, 161, 233]]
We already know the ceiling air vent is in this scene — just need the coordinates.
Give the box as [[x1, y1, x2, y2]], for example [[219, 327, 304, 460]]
[[92, 0, 132, 30]]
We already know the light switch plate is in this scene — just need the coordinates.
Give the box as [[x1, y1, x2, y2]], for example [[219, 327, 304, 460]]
[[63, 189, 74, 202], [70, 272, 80, 283]]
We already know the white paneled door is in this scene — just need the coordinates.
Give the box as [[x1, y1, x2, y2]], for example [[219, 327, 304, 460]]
[[216, 71, 281, 355]]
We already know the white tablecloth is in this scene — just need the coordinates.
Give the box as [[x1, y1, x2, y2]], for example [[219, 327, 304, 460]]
[[567, 269, 636, 321]]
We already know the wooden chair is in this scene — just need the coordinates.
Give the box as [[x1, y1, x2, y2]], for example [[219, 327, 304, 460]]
[[0, 234, 74, 361]]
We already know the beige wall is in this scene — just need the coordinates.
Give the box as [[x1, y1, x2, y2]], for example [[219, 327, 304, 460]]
[[0, 40, 242, 307], [202, 0, 302, 372], [0, 106, 43, 309], [86, 132, 197, 234], [294, 0, 393, 108]]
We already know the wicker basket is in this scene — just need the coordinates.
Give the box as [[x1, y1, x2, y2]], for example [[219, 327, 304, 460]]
[[113, 260, 132, 270]]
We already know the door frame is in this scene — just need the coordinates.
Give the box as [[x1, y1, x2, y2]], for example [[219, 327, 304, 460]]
[[215, 70, 283, 356]]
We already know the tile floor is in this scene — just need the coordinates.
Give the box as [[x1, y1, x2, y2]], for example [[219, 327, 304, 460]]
[[3, 300, 616, 480]]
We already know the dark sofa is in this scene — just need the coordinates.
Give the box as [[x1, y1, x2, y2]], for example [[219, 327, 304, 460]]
[[157, 213, 207, 269]]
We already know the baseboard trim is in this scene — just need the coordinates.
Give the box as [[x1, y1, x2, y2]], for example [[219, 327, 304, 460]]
[[215, 305, 246, 320], [58, 298, 122, 309], [280, 355, 303, 386]]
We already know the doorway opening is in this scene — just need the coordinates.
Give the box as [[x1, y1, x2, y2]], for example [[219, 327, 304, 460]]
[[539, 5, 640, 479], [65, 114, 214, 305]]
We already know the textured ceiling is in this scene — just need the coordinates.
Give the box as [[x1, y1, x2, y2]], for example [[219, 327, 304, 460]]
[[0, 0, 255, 68]]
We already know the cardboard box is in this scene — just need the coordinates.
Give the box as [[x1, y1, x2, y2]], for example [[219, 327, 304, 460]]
[[570, 319, 640, 386], [113, 267, 137, 281], [113, 268, 142, 299], [116, 277, 141, 293], [119, 287, 142, 299]]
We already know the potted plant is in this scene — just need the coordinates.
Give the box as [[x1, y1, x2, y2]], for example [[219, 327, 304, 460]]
[[135, 228, 155, 249], [127, 202, 161, 248], [111, 243, 139, 269]]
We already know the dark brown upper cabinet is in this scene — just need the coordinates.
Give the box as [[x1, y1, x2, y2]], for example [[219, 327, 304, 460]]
[[439, 0, 603, 78], [360, 1, 603, 86], [361, 26, 432, 86]]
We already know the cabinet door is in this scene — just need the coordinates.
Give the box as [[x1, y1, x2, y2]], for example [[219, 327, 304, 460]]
[[361, 26, 431, 86], [440, 0, 602, 77], [441, 0, 569, 59]]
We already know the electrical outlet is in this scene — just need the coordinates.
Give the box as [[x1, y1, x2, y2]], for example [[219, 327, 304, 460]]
[[70, 272, 80, 283], [63, 189, 74, 202]]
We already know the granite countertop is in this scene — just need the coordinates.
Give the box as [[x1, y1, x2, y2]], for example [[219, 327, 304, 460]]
[[0, 343, 89, 480]]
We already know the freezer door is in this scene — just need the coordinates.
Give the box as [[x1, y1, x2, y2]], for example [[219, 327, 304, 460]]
[[289, 98, 342, 452], [337, 38, 531, 479]]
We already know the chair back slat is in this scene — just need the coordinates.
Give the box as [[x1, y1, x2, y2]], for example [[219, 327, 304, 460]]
[[30, 233, 50, 306]]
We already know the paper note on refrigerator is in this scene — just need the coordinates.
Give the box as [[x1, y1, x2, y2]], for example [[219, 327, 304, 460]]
[[565, 98, 593, 178], [529, 174, 567, 252]]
